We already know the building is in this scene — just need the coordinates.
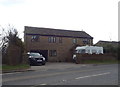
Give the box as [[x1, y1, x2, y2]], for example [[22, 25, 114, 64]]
[[95, 40, 119, 48], [24, 26, 93, 62]]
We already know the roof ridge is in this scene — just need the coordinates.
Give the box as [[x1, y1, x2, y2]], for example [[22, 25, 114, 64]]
[[25, 26, 85, 33], [25, 26, 93, 39], [99, 40, 118, 43]]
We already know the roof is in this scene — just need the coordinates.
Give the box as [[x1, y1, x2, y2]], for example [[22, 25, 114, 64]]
[[95, 40, 119, 44], [95, 40, 120, 48], [24, 26, 93, 39], [76, 45, 103, 50]]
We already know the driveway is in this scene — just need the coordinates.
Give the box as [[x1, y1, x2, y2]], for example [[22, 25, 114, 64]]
[[29, 62, 87, 71]]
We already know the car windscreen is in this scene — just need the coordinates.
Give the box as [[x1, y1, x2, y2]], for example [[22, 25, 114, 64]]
[[30, 53, 40, 57]]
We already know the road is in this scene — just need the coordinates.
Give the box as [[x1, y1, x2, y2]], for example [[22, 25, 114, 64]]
[[2, 64, 118, 86]]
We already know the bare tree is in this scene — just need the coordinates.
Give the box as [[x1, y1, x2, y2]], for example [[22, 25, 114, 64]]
[[1, 25, 25, 65]]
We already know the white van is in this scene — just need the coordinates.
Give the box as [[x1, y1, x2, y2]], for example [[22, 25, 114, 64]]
[[73, 45, 103, 60], [75, 45, 103, 54]]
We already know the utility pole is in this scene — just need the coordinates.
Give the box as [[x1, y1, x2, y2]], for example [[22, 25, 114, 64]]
[[109, 33, 112, 41]]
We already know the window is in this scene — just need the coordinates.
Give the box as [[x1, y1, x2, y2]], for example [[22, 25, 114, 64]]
[[98, 50, 102, 54], [81, 49, 85, 53], [77, 49, 85, 53], [59, 37, 62, 43], [49, 50, 57, 57], [87, 50, 90, 53], [48, 37, 51, 43], [31, 35, 39, 42], [89, 39, 91, 44], [53, 37, 56, 43], [87, 39, 90, 44], [73, 38, 77, 44], [92, 49, 97, 54], [48, 37, 56, 43], [83, 38, 89, 45]]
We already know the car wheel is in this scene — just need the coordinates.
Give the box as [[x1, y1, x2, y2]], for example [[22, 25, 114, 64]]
[[42, 63, 45, 65], [30, 63, 32, 66]]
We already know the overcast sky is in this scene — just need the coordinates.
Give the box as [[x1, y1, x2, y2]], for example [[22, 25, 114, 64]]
[[0, 0, 119, 44]]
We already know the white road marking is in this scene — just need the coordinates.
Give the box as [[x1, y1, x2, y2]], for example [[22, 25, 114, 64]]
[[3, 68, 111, 82], [30, 86, 36, 87], [62, 79, 67, 81], [30, 83, 47, 87], [40, 83, 47, 85], [75, 72, 110, 79]]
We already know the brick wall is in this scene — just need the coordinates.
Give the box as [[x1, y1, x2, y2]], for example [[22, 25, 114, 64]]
[[75, 53, 116, 64], [25, 35, 93, 62]]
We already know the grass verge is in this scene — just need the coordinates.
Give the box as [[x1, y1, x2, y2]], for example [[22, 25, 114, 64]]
[[2, 64, 30, 71]]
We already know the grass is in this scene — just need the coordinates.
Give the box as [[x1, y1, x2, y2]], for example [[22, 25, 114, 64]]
[[2, 64, 30, 71], [82, 59, 118, 64], [118, 60, 120, 64]]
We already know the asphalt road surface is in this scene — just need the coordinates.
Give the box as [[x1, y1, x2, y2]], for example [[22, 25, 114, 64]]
[[2, 64, 118, 86]]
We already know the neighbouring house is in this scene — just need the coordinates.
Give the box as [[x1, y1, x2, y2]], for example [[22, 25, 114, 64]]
[[95, 40, 119, 48], [95, 40, 119, 57], [24, 26, 93, 62]]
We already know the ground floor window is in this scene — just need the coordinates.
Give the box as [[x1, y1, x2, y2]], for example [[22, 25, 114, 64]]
[[49, 50, 57, 57]]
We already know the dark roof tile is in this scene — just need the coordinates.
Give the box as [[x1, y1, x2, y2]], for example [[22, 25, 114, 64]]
[[24, 26, 93, 39]]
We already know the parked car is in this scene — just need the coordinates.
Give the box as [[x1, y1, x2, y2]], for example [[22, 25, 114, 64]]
[[27, 52, 46, 66]]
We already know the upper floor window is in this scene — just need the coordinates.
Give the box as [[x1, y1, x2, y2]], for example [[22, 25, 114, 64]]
[[83, 38, 90, 45], [73, 38, 77, 44], [48, 37, 56, 43], [59, 37, 62, 43], [31, 35, 39, 42]]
